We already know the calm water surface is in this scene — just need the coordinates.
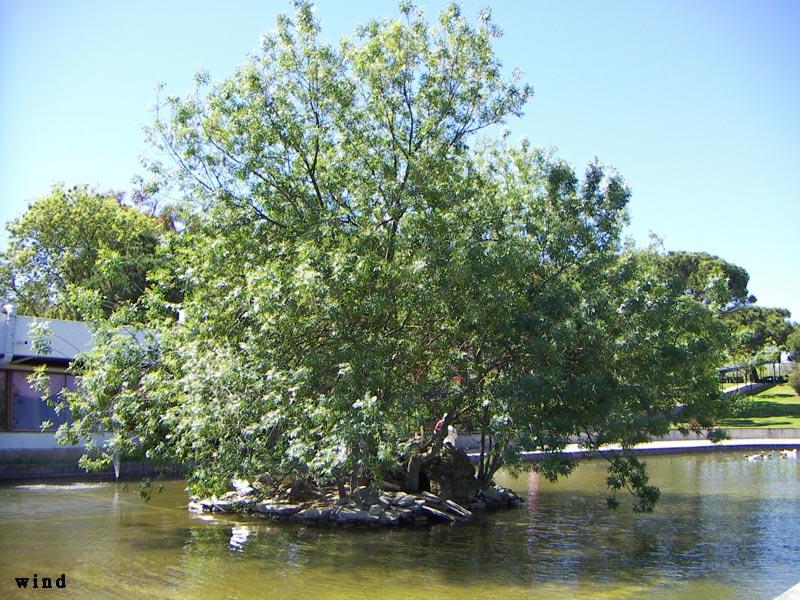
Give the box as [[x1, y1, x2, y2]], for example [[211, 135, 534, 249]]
[[1, 452, 799, 599]]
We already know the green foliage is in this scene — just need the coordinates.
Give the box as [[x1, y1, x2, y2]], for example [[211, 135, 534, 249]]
[[724, 306, 793, 369], [605, 455, 661, 513], [790, 370, 800, 395], [0, 184, 168, 320], [661, 251, 752, 309], [60, 3, 728, 509], [705, 427, 729, 443], [786, 327, 800, 359], [725, 394, 757, 418], [656, 251, 794, 376], [28, 319, 53, 355]]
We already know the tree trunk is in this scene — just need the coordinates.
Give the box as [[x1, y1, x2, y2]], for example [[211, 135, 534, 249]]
[[478, 429, 486, 482], [405, 453, 421, 492]]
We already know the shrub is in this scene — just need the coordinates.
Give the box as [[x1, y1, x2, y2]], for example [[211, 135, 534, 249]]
[[726, 394, 757, 417], [789, 370, 800, 395]]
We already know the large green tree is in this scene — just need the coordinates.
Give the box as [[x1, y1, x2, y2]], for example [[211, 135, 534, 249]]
[[655, 250, 795, 379], [724, 305, 794, 380], [61, 3, 727, 511], [0, 185, 168, 320], [725, 306, 793, 355], [787, 327, 800, 360], [660, 251, 753, 310]]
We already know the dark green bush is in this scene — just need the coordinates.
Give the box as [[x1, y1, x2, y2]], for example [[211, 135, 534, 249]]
[[789, 370, 800, 395], [726, 394, 757, 417]]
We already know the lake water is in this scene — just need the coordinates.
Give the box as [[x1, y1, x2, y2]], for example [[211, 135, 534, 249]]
[[1, 452, 799, 599]]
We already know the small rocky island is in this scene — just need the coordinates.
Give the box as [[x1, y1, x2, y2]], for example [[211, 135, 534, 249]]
[[189, 445, 521, 526], [189, 483, 520, 526], [189, 482, 521, 526]]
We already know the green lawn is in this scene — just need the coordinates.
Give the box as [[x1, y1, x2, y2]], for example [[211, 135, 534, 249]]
[[719, 384, 800, 428]]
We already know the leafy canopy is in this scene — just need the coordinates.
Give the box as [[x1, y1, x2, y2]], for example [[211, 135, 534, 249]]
[[787, 327, 800, 360], [657, 250, 795, 373], [61, 3, 727, 511], [661, 251, 753, 310], [0, 184, 168, 320]]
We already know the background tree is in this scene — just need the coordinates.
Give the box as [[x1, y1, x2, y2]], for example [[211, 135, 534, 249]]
[[0, 185, 169, 320], [661, 251, 753, 310], [657, 250, 794, 381], [785, 326, 800, 360], [725, 306, 793, 380], [62, 3, 727, 511]]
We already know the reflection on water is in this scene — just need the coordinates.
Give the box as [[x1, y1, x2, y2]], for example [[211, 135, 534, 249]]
[[1, 452, 799, 599], [14, 483, 110, 491], [228, 525, 252, 551]]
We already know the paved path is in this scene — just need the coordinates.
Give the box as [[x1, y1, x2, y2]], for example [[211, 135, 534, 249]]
[[468, 438, 800, 463], [722, 381, 774, 395]]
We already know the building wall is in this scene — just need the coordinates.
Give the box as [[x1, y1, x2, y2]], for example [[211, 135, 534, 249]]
[[0, 314, 93, 363], [0, 309, 93, 453], [0, 310, 169, 479]]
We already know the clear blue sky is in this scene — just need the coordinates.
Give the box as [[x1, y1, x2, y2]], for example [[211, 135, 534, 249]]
[[1, 0, 798, 318]]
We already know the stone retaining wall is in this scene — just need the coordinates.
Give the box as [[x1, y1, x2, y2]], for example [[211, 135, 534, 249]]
[[0, 448, 173, 481]]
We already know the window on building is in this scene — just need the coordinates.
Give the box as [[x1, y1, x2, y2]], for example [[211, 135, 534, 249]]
[[10, 371, 71, 432]]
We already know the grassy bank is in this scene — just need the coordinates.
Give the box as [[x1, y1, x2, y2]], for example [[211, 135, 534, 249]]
[[720, 384, 800, 428]]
